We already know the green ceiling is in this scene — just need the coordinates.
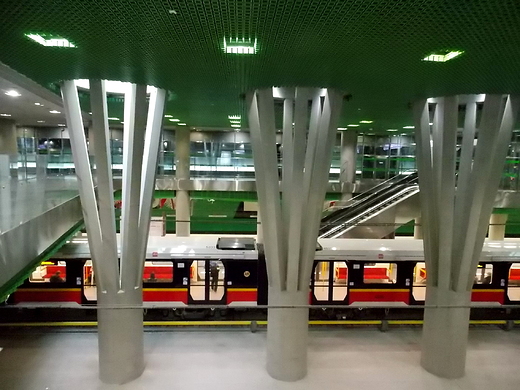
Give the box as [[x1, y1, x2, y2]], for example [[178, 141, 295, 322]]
[[1, 0, 520, 133]]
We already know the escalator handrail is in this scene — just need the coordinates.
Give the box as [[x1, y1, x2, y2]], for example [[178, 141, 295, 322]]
[[321, 171, 418, 226], [320, 185, 420, 238]]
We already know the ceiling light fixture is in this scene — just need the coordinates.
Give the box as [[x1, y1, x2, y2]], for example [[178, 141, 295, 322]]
[[423, 50, 464, 62], [228, 115, 241, 120], [387, 129, 398, 132], [230, 124, 241, 128], [108, 117, 120, 120], [337, 127, 347, 130], [58, 124, 66, 127], [0, 113, 11, 117], [403, 126, 415, 129], [178, 123, 187, 126], [223, 37, 257, 54], [34, 102, 43, 106], [347, 124, 359, 127], [359, 120, 373, 124], [37, 120, 45, 123], [230, 120, 241, 124], [49, 110, 61, 114], [164, 114, 173, 118], [169, 118, 180, 122], [5, 90, 21, 97], [25, 33, 76, 48]]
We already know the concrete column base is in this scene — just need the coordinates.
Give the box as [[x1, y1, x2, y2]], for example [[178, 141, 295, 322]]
[[266, 287, 309, 382], [421, 286, 471, 379], [97, 292, 144, 384]]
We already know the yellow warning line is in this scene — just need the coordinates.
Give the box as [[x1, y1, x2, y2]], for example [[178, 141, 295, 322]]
[[0, 320, 516, 327]]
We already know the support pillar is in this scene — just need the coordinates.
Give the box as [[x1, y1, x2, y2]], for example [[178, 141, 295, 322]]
[[266, 288, 308, 381], [175, 127, 190, 236], [413, 217, 423, 239], [62, 79, 165, 384], [488, 213, 508, 240], [0, 118, 18, 178], [248, 87, 344, 381], [340, 130, 357, 200], [414, 94, 519, 379]]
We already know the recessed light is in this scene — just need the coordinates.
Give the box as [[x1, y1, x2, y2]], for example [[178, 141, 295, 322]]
[[164, 114, 173, 118], [108, 117, 120, 120], [5, 90, 21, 97], [223, 38, 257, 55], [37, 120, 45, 123], [178, 123, 187, 126], [423, 50, 464, 62], [347, 124, 359, 127], [0, 113, 11, 117], [169, 118, 180, 122], [25, 33, 76, 48], [360, 120, 373, 124], [49, 110, 61, 114], [34, 102, 43, 106], [403, 126, 415, 129]]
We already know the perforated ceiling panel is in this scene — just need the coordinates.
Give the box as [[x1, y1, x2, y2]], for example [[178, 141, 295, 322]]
[[1, 0, 520, 132]]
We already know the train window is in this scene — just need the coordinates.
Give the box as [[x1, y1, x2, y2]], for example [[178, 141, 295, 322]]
[[413, 262, 426, 301], [508, 263, 520, 301], [143, 261, 173, 283], [474, 264, 493, 285], [363, 263, 397, 284], [29, 261, 67, 283], [332, 262, 348, 301]]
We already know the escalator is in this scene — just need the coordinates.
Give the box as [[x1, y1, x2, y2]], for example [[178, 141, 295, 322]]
[[319, 172, 419, 239]]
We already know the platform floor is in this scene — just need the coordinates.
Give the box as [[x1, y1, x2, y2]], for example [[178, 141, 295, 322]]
[[0, 327, 519, 390]]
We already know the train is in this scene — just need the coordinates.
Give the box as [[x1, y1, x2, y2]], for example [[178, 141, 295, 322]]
[[7, 235, 520, 321]]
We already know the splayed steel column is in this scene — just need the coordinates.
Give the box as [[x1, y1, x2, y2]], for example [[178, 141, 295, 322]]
[[414, 94, 519, 378], [248, 87, 343, 381], [62, 80, 165, 384]]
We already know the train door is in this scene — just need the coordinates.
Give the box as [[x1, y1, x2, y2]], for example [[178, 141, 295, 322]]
[[82, 260, 97, 304], [189, 260, 226, 304], [311, 261, 348, 304]]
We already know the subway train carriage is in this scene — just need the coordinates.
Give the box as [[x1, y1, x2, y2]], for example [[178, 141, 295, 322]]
[[9, 236, 520, 320]]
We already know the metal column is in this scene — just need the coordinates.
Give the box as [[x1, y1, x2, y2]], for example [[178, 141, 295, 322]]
[[413, 94, 519, 379], [248, 87, 343, 381], [61, 80, 166, 384]]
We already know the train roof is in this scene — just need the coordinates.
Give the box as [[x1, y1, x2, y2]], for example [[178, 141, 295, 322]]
[[317, 238, 520, 261], [51, 235, 520, 262]]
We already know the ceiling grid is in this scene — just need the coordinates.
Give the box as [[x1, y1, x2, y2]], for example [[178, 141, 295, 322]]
[[0, 0, 519, 131]]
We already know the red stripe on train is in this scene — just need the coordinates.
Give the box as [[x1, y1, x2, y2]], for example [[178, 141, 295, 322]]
[[226, 289, 257, 304], [349, 290, 410, 304]]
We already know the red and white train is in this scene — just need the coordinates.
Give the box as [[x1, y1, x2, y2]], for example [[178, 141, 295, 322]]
[[9, 236, 520, 316]]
